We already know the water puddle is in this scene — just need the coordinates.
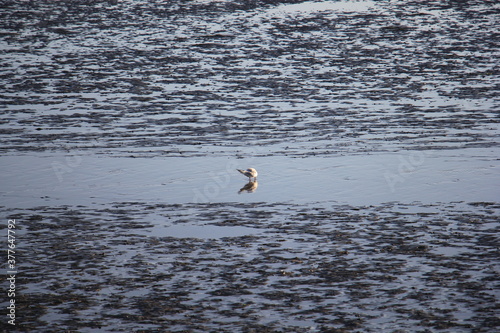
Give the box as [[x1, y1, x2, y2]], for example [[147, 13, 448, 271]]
[[146, 224, 263, 239], [267, 0, 376, 14]]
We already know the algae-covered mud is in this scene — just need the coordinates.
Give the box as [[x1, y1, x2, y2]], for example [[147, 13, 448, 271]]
[[1, 0, 499, 332]]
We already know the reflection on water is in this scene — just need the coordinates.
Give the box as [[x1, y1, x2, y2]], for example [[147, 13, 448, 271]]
[[238, 180, 258, 194]]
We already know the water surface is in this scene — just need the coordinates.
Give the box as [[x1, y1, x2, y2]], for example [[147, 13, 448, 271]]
[[0, 0, 498, 332]]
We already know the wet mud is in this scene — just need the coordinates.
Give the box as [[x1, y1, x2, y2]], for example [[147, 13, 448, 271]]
[[2, 201, 499, 332], [1, 0, 499, 332], [1, 0, 498, 157]]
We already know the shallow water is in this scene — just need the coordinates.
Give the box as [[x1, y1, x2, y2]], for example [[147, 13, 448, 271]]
[[1, 0, 499, 332], [0, 148, 498, 208]]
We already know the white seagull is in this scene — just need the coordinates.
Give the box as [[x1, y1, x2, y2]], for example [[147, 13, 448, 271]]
[[237, 168, 258, 182]]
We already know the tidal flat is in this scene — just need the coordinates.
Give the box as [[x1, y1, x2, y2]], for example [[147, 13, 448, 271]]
[[0, 0, 499, 332]]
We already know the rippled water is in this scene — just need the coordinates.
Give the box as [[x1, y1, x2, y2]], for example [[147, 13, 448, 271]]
[[1, 0, 499, 332], [1, 0, 498, 157]]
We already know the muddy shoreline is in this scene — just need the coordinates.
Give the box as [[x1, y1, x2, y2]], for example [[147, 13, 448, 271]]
[[1, 0, 499, 332], [1, 0, 498, 158], [2, 201, 499, 332]]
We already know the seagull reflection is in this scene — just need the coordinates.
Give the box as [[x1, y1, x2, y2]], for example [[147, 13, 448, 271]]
[[238, 180, 258, 194]]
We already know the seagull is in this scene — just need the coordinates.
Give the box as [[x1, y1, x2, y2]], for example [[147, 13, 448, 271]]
[[237, 168, 258, 182]]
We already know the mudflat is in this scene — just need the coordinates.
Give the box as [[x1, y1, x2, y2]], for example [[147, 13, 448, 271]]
[[1, 1, 498, 332]]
